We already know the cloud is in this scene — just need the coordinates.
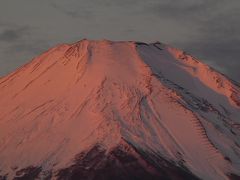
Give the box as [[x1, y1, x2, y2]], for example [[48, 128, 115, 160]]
[[0, 0, 239, 82], [0, 24, 51, 76], [0, 24, 47, 53], [148, 0, 224, 19], [49, 0, 143, 19], [0, 26, 30, 42], [49, 0, 96, 19]]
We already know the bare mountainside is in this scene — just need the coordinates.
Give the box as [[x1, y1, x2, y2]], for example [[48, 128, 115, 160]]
[[0, 39, 240, 180]]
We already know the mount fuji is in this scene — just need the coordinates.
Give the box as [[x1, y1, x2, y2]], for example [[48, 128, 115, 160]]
[[0, 39, 240, 180]]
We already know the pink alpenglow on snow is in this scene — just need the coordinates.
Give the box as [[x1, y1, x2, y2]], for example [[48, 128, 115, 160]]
[[0, 39, 240, 180]]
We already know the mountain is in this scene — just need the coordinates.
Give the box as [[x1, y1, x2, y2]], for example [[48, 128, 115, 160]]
[[0, 39, 240, 180]]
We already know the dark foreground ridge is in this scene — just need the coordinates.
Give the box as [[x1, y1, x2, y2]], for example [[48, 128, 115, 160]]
[[57, 143, 200, 180], [8, 141, 200, 180]]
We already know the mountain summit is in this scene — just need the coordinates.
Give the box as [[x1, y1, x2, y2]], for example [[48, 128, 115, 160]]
[[0, 39, 240, 180]]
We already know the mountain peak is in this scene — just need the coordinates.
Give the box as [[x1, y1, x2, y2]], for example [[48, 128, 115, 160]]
[[0, 39, 240, 179]]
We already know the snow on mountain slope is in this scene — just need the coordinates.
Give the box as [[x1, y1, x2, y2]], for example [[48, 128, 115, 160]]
[[0, 39, 239, 180]]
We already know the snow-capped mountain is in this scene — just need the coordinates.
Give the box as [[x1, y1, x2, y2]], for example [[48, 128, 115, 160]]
[[0, 39, 239, 180]]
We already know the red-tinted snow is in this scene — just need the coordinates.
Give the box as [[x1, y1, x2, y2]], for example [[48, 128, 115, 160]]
[[0, 40, 239, 179]]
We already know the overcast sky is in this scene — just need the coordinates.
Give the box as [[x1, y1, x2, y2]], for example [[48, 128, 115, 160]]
[[0, 0, 239, 82]]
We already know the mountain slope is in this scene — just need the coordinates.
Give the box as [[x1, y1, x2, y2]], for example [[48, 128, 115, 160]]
[[0, 39, 239, 180]]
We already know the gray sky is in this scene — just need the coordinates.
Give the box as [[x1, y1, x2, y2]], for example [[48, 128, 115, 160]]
[[0, 0, 239, 82]]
